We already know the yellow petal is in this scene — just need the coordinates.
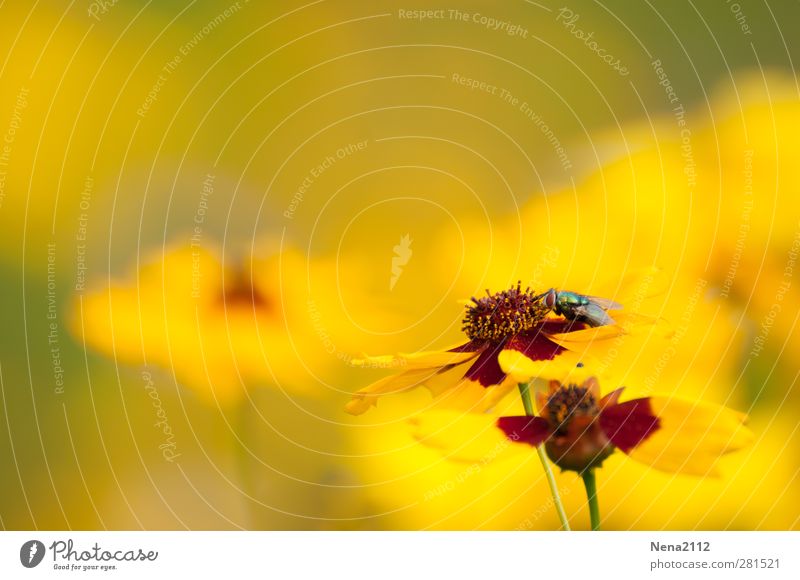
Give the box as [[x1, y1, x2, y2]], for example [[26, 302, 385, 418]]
[[498, 349, 584, 382], [431, 376, 518, 414], [610, 311, 673, 337], [346, 365, 465, 415], [350, 348, 477, 370], [546, 324, 626, 344], [624, 397, 754, 476]]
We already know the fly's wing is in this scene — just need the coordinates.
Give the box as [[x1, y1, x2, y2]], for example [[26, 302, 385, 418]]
[[554, 267, 671, 332], [581, 295, 623, 311], [569, 302, 615, 327]]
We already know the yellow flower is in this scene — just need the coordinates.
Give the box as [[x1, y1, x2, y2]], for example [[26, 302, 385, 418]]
[[409, 371, 753, 478], [405, 375, 752, 529], [73, 244, 323, 405], [345, 378, 788, 529], [345, 282, 636, 415]]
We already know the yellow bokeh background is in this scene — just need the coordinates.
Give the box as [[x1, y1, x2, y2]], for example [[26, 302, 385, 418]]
[[0, 1, 798, 530]]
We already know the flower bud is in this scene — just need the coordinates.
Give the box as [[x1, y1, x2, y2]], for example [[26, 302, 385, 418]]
[[543, 384, 615, 472]]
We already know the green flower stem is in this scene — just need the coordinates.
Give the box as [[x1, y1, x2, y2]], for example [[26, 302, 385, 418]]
[[518, 382, 570, 531], [234, 401, 259, 529], [581, 469, 601, 531]]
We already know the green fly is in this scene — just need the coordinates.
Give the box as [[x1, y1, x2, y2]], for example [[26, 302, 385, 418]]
[[538, 289, 622, 327]]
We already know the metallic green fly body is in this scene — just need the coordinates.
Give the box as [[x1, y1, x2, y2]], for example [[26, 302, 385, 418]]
[[538, 289, 622, 327]]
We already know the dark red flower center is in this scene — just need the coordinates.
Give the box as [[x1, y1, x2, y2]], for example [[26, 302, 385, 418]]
[[220, 269, 270, 310], [544, 384, 613, 472], [462, 283, 550, 341]]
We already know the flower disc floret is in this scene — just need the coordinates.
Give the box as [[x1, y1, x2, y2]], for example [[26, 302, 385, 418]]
[[546, 384, 598, 434], [462, 283, 550, 341]]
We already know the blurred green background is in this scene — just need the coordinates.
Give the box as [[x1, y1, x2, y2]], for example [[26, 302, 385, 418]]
[[1, 1, 799, 530]]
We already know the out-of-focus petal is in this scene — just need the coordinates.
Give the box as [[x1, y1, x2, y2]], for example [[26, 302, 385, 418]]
[[496, 416, 551, 447], [598, 398, 661, 453], [431, 376, 518, 413], [410, 410, 529, 464], [603, 397, 754, 476], [598, 387, 625, 408]]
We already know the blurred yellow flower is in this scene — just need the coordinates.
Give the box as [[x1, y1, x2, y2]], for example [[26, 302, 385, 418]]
[[73, 244, 325, 405], [494, 377, 753, 477], [403, 374, 752, 529]]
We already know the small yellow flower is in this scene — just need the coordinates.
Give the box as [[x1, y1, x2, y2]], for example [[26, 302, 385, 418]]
[[411, 375, 752, 477], [346, 283, 639, 415], [73, 244, 321, 405]]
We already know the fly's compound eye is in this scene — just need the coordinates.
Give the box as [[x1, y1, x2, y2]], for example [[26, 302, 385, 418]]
[[544, 289, 556, 309]]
